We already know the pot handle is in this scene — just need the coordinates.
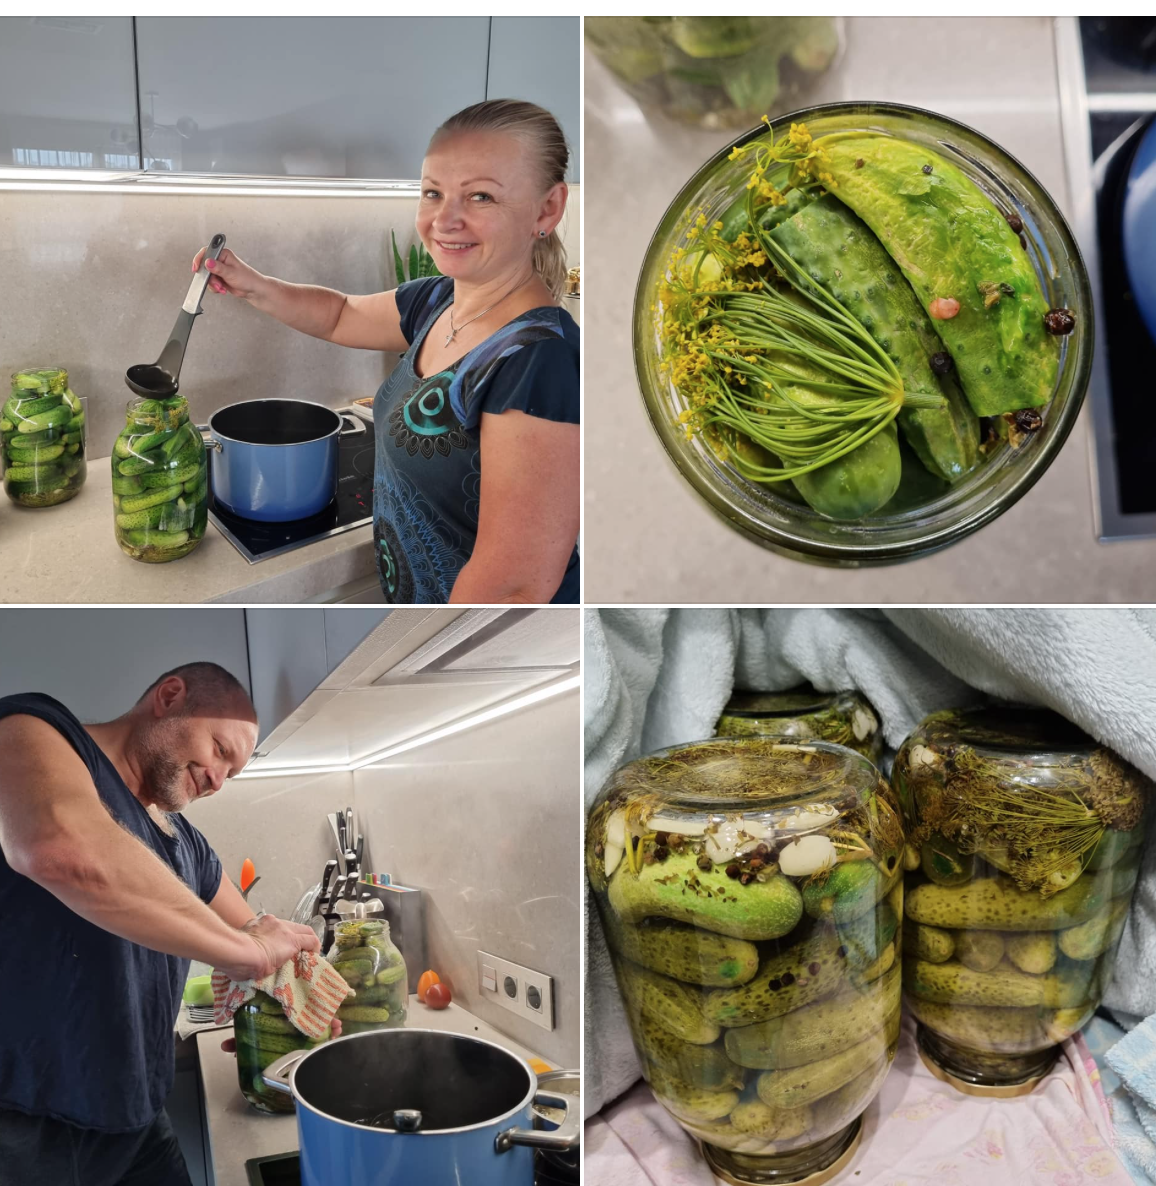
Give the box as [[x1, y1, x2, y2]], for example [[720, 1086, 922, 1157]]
[[495, 1087, 580, 1155], [195, 423, 222, 452], [260, 1048, 309, 1095], [339, 414, 366, 437]]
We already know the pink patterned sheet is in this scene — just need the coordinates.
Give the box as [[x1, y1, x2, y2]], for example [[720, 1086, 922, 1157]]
[[585, 1015, 1129, 1186]]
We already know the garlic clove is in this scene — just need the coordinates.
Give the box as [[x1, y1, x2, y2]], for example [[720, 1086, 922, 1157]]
[[851, 706, 878, 742], [777, 833, 838, 878], [604, 842, 624, 879]]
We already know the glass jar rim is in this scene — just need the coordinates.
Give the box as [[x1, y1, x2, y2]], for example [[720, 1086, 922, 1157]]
[[632, 99, 1093, 566]]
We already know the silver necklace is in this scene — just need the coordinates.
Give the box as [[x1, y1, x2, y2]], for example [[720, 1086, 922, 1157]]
[[444, 274, 532, 348]]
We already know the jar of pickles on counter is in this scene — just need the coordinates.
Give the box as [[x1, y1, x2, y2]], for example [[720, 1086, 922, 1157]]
[[326, 918, 408, 1033], [894, 708, 1151, 1093], [587, 737, 903, 1184], [1, 368, 86, 507], [112, 396, 208, 562], [716, 684, 882, 762], [233, 990, 332, 1114]]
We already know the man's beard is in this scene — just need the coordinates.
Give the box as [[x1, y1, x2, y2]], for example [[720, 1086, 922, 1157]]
[[133, 718, 194, 812]]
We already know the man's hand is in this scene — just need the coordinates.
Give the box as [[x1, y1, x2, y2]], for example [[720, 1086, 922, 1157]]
[[215, 913, 321, 982]]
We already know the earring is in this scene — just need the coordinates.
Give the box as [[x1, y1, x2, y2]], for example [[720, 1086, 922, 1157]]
[[538, 230, 547, 238]]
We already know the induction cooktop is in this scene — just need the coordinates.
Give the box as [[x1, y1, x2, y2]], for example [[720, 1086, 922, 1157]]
[[207, 410, 374, 564], [243, 1150, 576, 1185], [1059, 17, 1156, 538]]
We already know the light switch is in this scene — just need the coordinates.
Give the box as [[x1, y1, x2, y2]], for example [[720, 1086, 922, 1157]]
[[481, 964, 497, 993]]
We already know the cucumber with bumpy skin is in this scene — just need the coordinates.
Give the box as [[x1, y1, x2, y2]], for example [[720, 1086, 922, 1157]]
[[955, 930, 1005, 972], [648, 1066, 740, 1123], [119, 483, 186, 514], [904, 958, 1044, 1006], [638, 1013, 746, 1090], [608, 852, 803, 941], [802, 860, 895, 925], [1057, 895, 1130, 961], [905, 874, 1107, 931], [336, 1005, 392, 1023], [17, 405, 70, 432], [606, 915, 760, 986], [906, 923, 954, 963], [617, 960, 720, 1044], [729, 1098, 812, 1141], [121, 528, 190, 549], [1004, 932, 1056, 975], [837, 900, 897, 968]]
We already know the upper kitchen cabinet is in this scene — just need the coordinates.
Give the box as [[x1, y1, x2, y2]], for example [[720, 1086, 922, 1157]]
[[133, 17, 490, 178], [0, 16, 138, 170], [487, 17, 581, 181]]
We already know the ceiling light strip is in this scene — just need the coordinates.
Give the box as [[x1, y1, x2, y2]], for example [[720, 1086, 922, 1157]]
[[232, 672, 579, 781]]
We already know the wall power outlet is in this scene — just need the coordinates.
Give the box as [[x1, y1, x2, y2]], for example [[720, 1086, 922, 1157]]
[[477, 950, 555, 1032]]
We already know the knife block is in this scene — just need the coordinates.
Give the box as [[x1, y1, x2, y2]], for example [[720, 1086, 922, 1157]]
[[356, 884, 426, 995]]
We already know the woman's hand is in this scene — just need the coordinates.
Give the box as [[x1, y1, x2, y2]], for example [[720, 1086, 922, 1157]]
[[191, 245, 268, 302]]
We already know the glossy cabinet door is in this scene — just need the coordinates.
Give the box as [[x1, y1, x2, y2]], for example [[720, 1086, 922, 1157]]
[[487, 17, 581, 181], [134, 16, 491, 178], [0, 16, 138, 170]]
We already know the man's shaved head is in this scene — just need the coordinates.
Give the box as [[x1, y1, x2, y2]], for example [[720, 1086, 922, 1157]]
[[137, 662, 253, 718]]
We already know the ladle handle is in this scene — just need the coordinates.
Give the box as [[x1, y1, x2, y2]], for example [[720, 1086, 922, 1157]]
[[183, 233, 227, 316], [154, 235, 227, 388]]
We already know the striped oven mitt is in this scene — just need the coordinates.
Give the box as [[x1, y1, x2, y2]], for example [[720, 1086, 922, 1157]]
[[212, 949, 353, 1039]]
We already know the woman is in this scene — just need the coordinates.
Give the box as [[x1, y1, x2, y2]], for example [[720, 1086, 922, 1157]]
[[193, 99, 579, 604]]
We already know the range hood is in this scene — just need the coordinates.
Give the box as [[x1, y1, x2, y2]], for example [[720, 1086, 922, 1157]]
[[242, 607, 579, 776]]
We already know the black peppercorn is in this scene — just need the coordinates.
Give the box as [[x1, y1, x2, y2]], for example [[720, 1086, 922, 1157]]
[[654, 831, 668, 846], [1014, 408, 1043, 433], [697, 854, 713, 872], [1019, 233, 1028, 251], [768, 978, 782, 991], [726, 863, 740, 880], [1006, 212, 1024, 234], [1044, 308, 1076, 336], [754, 843, 770, 858], [654, 845, 669, 862], [808, 962, 820, 976], [781, 971, 795, 986], [854, 158, 864, 169], [930, 351, 953, 376], [739, 871, 754, 885], [922, 164, 933, 175], [748, 858, 765, 872]]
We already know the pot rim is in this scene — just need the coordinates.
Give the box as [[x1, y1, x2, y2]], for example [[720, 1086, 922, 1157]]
[[209, 398, 340, 448], [288, 1028, 538, 1136]]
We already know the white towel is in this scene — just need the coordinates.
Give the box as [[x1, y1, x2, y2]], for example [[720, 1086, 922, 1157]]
[[584, 607, 1156, 1118]]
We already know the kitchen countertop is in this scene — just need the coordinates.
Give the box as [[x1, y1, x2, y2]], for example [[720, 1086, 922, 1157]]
[[583, 15, 1156, 603], [196, 997, 549, 1186], [0, 460, 375, 604]]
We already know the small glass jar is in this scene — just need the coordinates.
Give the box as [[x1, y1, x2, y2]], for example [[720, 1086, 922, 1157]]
[[587, 737, 903, 1184], [233, 990, 331, 1114], [633, 102, 1092, 566], [586, 17, 844, 130], [2, 368, 86, 507], [894, 707, 1151, 1093], [326, 919, 408, 1034], [717, 684, 882, 762], [112, 396, 208, 563]]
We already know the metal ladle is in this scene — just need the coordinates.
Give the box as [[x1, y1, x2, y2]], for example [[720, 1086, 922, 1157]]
[[125, 232, 227, 398]]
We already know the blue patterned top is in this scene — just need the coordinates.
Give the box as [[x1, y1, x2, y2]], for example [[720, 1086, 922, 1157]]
[[372, 276, 579, 604]]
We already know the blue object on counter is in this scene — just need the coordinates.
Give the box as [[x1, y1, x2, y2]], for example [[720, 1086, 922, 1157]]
[[1123, 117, 1156, 346], [261, 1030, 576, 1186], [204, 399, 364, 522]]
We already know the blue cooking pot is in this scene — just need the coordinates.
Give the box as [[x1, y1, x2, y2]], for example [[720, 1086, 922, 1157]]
[[200, 399, 364, 522], [1123, 117, 1156, 345], [262, 1029, 579, 1186]]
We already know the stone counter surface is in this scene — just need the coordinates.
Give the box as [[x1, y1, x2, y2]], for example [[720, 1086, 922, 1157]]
[[0, 460, 375, 603], [583, 15, 1156, 602], [196, 997, 550, 1186]]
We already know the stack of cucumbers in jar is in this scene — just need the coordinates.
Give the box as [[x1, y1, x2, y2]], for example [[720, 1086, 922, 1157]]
[[1, 369, 86, 507], [894, 708, 1152, 1082], [233, 990, 331, 1114], [326, 919, 408, 1033], [112, 396, 208, 562], [587, 739, 904, 1160]]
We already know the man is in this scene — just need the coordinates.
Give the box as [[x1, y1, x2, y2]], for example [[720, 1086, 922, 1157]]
[[0, 662, 322, 1185]]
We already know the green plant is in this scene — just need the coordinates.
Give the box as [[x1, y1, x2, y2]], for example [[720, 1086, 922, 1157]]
[[392, 230, 441, 284]]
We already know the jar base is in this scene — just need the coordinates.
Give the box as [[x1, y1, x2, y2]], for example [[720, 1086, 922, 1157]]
[[701, 1117, 861, 1185], [916, 1024, 1057, 1096]]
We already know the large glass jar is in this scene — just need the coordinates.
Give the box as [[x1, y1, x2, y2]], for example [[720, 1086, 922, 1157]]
[[2, 368, 86, 507], [233, 990, 331, 1114], [633, 102, 1092, 566], [717, 685, 882, 763], [112, 396, 208, 563], [326, 919, 408, 1034], [585, 17, 844, 130], [894, 708, 1151, 1093], [587, 738, 904, 1184]]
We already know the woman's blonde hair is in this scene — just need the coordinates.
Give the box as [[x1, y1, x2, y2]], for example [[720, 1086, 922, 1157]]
[[431, 99, 570, 301]]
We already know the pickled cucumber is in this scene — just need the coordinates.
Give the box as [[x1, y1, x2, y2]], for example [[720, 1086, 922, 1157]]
[[1086, 824, 1145, 872], [906, 923, 954, 963], [1057, 896, 1130, 961], [904, 958, 1044, 1007], [954, 930, 1005, 972], [702, 926, 848, 1027], [837, 900, 897, 969], [608, 853, 804, 941], [638, 1014, 746, 1090], [1004, 932, 1057, 975], [755, 1008, 899, 1109], [907, 997, 1052, 1055], [618, 960, 720, 1044], [648, 1066, 740, 1123], [729, 1098, 812, 1141], [725, 964, 899, 1069], [802, 860, 896, 925], [905, 874, 1107, 931], [3, 369, 85, 507], [17, 405, 70, 432], [335, 1005, 392, 1024], [607, 916, 760, 986]]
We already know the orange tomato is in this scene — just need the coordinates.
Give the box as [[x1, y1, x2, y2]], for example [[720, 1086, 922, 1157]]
[[417, 970, 440, 1003], [425, 982, 452, 1009], [240, 858, 256, 892]]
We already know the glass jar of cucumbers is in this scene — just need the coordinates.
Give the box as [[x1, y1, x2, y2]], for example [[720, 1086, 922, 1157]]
[[2, 368, 86, 507], [325, 919, 408, 1033], [717, 684, 882, 762], [112, 396, 208, 563], [587, 737, 903, 1184], [894, 708, 1151, 1092], [233, 990, 331, 1114]]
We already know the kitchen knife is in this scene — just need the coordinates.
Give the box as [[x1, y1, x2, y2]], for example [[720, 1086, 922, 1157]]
[[328, 814, 346, 876]]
